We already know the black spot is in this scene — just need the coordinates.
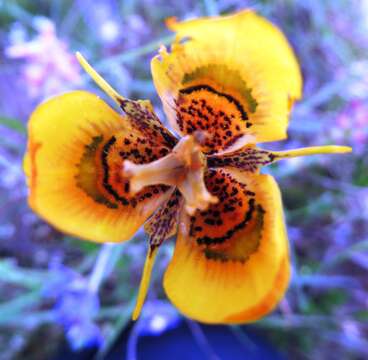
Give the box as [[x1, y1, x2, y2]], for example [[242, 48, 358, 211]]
[[179, 84, 249, 121], [196, 198, 257, 245]]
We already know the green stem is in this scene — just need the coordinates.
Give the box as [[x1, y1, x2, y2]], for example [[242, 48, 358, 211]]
[[94, 35, 174, 72]]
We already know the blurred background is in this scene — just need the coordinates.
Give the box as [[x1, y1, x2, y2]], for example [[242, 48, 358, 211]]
[[0, 0, 367, 359]]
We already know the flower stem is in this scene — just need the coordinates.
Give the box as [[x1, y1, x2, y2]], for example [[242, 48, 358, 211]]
[[88, 243, 124, 294]]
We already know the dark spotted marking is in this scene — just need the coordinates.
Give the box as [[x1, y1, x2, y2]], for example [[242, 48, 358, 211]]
[[186, 168, 266, 262], [181, 65, 258, 113], [179, 84, 249, 123], [208, 148, 276, 172], [176, 84, 253, 154], [75, 135, 118, 209], [101, 136, 130, 206], [101, 135, 169, 207], [196, 198, 256, 245], [203, 205, 265, 263], [145, 190, 182, 250], [189, 169, 259, 247], [118, 98, 178, 148]]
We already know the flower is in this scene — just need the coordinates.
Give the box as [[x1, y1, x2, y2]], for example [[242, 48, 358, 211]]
[[43, 264, 103, 350], [6, 17, 81, 99], [54, 283, 103, 350], [138, 300, 180, 336], [23, 11, 351, 324]]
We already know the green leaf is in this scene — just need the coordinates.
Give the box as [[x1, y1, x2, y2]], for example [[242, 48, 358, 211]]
[[353, 157, 368, 187], [0, 291, 42, 320], [354, 310, 368, 321], [0, 116, 26, 134], [0, 260, 52, 289], [96, 300, 135, 359], [94, 35, 174, 72]]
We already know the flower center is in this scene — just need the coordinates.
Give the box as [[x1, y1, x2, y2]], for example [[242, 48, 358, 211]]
[[123, 133, 218, 215]]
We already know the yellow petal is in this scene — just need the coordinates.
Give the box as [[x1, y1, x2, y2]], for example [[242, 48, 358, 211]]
[[24, 91, 171, 243], [163, 170, 290, 324], [151, 10, 302, 152]]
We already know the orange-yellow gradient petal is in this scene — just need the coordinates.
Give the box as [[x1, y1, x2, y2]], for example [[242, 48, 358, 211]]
[[163, 170, 290, 323], [24, 91, 171, 243], [151, 10, 302, 153]]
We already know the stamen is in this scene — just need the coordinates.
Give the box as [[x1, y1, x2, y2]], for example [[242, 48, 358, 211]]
[[123, 134, 218, 215]]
